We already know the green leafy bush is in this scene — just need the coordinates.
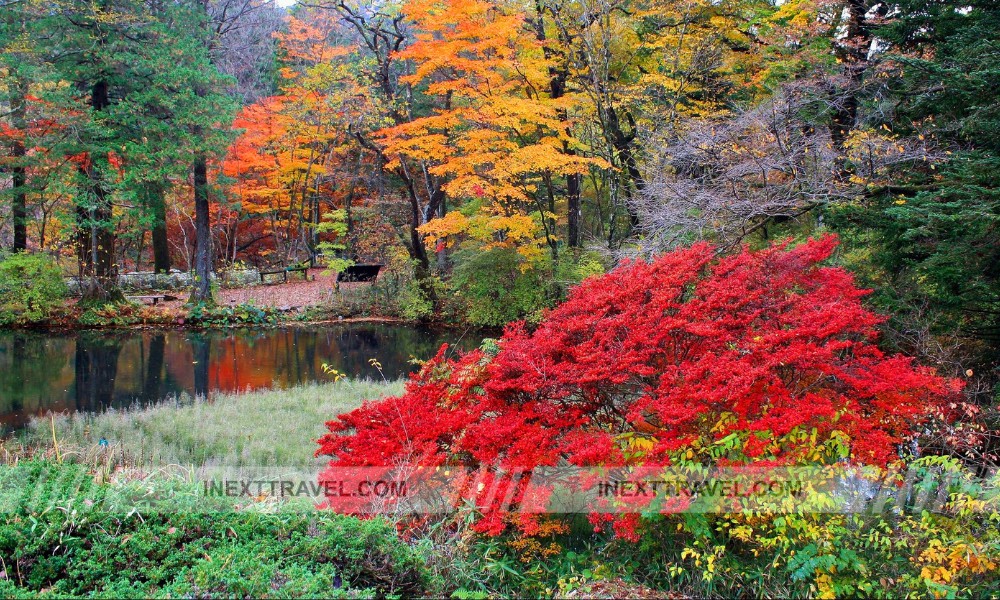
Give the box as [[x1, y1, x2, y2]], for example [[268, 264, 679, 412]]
[[77, 301, 183, 328], [0, 461, 428, 598], [552, 250, 606, 288], [410, 457, 1000, 599], [450, 247, 550, 326], [396, 271, 443, 321], [0, 253, 68, 325], [78, 301, 144, 327], [186, 301, 279, 327], [444, 248, 605, 327], [575, 456, 1000, 599]]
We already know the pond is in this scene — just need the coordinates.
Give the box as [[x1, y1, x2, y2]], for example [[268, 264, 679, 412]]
[[0, 324, 488, 430]]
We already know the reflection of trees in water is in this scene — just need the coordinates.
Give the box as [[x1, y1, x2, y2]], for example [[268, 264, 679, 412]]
[[301, 329, 318, 383], [335, 327, 383, 377], [285, 328, 307, 387], [190, 333, 211, 398], [194, 325, 480, 385], [0, 326, 488, 428], [0, 333, 76, 422], [141, 334, 166, 402], [0, 335, 27, 416], [73, 332, 123, 412], [205, 328, 314, 390], [331, 325, 432, 378], [324, 325, 483, 379]]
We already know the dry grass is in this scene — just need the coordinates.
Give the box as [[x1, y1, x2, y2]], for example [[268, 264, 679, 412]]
[[20, 379, 404, 469]]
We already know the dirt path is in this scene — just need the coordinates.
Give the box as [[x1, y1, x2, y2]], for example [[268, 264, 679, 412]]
[[158, 268, 355, 311]]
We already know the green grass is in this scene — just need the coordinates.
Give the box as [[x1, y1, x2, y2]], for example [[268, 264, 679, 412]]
[[21, 380, 404, 469]]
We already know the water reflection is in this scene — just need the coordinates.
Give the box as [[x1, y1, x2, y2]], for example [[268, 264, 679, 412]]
[[0, 325, 484, 430]]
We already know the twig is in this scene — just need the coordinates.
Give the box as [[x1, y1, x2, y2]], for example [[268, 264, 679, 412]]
[[50, 415, 62, 463]]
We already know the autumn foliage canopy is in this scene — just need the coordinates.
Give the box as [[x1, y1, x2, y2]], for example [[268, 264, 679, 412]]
[[317, 236, 959, 535]]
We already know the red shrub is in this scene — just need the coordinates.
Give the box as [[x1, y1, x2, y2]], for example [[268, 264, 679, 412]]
[[316, 236, 961, 535]]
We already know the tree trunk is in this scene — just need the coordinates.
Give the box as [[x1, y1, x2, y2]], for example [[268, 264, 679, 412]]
[[310, 186, 320, 263], [436, 195, 448, 271], [403, 175, 431, 273], [75, 79, 122, 303], [829, 0, 883, 157], [567, 170, 581, 248], [188, 0, 216, 304], [606, 105, 643, 230], [189, 154, 214, 304], [10, 77, 28, 252], [75, 188, 116, 278], [535, 2, 583, 248], [149, 184, 171, 273], [75, 174, 117, 288]]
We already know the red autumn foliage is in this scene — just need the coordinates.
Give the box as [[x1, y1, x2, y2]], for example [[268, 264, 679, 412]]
[[316, 236, 961, 535]]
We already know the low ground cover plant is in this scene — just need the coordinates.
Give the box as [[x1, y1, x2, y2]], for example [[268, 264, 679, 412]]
[[0, 461, 428, 598], [186, 301, 280, 327]]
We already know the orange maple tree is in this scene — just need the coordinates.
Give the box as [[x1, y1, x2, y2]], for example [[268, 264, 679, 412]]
[[222, 12, 369, 265], [378, 0, 602, 262]]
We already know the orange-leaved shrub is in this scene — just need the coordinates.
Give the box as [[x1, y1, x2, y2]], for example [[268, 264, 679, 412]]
[[316, 236, 961, 537]]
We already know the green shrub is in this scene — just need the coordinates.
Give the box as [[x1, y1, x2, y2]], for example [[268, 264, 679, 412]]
[[552, 249, 606, 289], [0, 461, 428, 598], [450, 247, 550, 326], [0, 253, 68, 325], [442, 458, 1000, 599], [78, 301, 143, 327], [186, 301, 279, 326], [444, 248, 606, 327], [396, 271, 442, 321]]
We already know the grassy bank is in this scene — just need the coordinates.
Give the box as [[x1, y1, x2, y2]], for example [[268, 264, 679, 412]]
[[19, 380, 404, 468], [0, 382, 449, 598]]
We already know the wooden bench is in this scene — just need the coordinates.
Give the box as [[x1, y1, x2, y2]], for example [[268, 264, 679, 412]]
[[259, 265, 311, 284], [335, 264, 383, 283], [127, 294, 178, 306]]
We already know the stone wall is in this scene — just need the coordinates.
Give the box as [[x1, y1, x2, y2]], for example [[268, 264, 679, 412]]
[[66, 268, 263, 294]]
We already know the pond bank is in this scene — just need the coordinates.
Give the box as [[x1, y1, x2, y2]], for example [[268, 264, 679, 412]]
[[12, 267, 450, 331], [0, 324, 487, 431]]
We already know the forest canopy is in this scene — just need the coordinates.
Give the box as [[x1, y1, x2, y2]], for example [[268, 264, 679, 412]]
[[0, 0, 997, 362]]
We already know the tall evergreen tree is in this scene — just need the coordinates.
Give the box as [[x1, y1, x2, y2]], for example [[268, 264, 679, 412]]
[[831, 0, 1000, 352]]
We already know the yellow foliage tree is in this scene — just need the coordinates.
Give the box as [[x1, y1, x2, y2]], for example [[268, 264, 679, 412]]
[[380, 0, 603, 262]]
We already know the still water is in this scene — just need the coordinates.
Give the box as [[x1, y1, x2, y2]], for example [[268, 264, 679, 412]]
[[0, 325, 486, 430]]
